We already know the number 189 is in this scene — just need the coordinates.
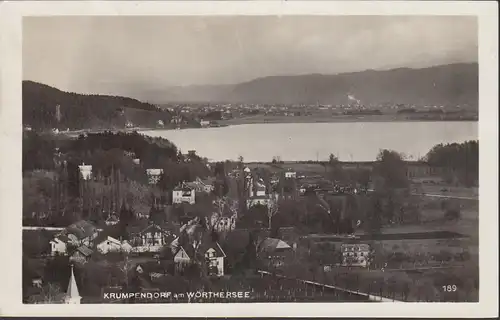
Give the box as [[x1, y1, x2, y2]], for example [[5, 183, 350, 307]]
[[442, 285, 457, 292]]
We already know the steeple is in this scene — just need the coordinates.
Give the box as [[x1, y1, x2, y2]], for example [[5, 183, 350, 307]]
[[65, 264, 81, 304]]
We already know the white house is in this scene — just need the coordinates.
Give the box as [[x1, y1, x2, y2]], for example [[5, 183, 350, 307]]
[[172, 186, 196, 205], [50, 238, 68, 256], [105, 215, 120, 226], [208, 211, 237, 232], [131, 224, 176, 253], [200, 120, 210, 127], [341, 243, 371, 267], [254, 179, 267, 197], [78, 164, 92, 181], [214, 215, 237, 232], [203, 242, 226, 277], [96, 236, 132, 254], [246, 197, 270, 209], [285, 171, 297, 179], [146, 169, 163, 185]]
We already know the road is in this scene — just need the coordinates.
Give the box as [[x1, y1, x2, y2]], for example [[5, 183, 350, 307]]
[[415, 193, 478, 200], [367, 189, 478, 201], [23, 226, 104, 232]]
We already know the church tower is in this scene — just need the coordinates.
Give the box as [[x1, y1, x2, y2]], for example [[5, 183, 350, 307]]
[[64, 265, 81, 304]]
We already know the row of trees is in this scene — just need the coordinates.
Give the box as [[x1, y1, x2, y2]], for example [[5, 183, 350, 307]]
[[424, 140, 479, 186]]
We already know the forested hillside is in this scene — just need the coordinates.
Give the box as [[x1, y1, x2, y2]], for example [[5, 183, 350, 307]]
[[23, 81, 173, 130]]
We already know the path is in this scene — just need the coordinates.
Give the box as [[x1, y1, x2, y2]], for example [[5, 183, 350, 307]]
[[367, 189, 478, 201], [257, 270, 402, 302]]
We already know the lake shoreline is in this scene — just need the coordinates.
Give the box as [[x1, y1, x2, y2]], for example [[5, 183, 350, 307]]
[[217, 115, 478, 126], [59, 116, 478, 137]]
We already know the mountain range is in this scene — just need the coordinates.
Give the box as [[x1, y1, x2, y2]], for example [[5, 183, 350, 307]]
[[147, 63, 478, 106], [22, 62, 478, 130]]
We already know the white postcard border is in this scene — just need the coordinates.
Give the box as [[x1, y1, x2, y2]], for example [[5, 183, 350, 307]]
[[0, 1, 498, 318]]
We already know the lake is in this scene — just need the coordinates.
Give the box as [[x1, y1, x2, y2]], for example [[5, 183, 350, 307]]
[[141, 121, 478, 162]]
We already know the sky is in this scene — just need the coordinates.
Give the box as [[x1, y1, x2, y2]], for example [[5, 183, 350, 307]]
[[23, 16, 477, 96]]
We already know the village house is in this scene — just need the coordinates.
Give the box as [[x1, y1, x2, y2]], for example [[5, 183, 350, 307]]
[[172, 185, 196, 205], [49, 237, 67, 256], [213, 214, 237, 232], [341, 243, 371, 268], [105, 214, 120, 226], [130, 224, 177, 253], [284, 170, 297, 179], [406, 162, 449, 183], [69, 245, 93, 265], [258, 237, 294, 268], [66, 220, 99, 247], [96, 236, 132, 254], [173, 245, 195, 273], [135, 260, 169, 281], [199, 241, 227, 277], [200, 120, 210, 127], [78, 164, 92, 181], [248, 178, 267, 198], [50, 220, 99, 255], [246, 196, 271, 209], [146, 168, 164, 185], [185, 177, 215, 193]]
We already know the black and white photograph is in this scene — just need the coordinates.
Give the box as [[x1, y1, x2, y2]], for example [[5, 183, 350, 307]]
[[0, 0, 498, 318]]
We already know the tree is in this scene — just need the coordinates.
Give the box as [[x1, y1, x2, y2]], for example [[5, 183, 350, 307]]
[[267, 196, 279, 230], [425, 140, 479, 187], [364, 196, 383, 234], [28, 283, 63, 304], [118, 256, 134, 289], [374, 149, 409, 189], [119, 201, 134, 225], [329, 153, 339, 165]]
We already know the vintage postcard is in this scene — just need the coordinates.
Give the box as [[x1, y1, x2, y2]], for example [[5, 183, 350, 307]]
[[0, 0, 498, 318]]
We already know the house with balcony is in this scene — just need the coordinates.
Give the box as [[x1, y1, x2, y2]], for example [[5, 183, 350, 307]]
[[172, 185, 196, 205], [130, 223, 177, 253], [341, 243, 371, 267]]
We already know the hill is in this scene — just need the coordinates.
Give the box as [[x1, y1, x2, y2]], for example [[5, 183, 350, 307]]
[[22, 81, 174, 130], [154, 63, 478, 106]]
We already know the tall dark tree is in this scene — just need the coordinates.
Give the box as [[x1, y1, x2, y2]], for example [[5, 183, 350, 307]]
[[374, 149, 409, 189], [119, 201, 134, 225]]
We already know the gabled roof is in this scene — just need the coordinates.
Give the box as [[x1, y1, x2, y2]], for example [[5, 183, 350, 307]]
[[139, 223, 164, 234], [94, 224, 125, 244], [174, 245, 195, 260], [74, 245, 93, 257], [105, 215, 120, 222], [98, 236, 121, 246], [259, 237, 292, 253], [199, 241, 226, 258], [146, 168, 163, 175], [65, 220, 97, 240]]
